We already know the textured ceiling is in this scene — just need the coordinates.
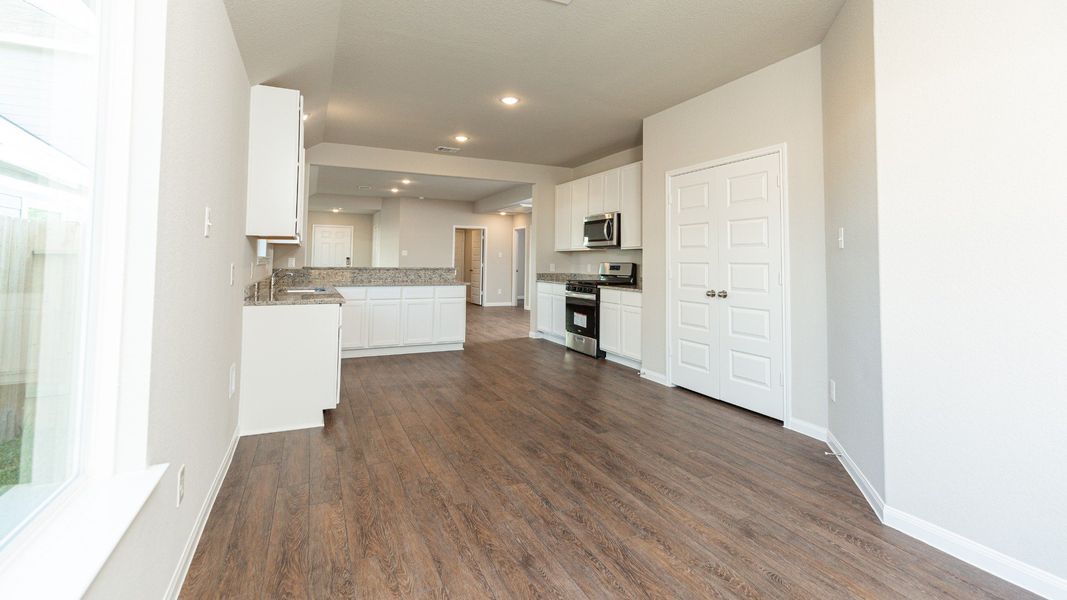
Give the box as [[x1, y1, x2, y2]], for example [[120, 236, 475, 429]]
[[225, 0, 844, 167], [311, 166, 526, 201]]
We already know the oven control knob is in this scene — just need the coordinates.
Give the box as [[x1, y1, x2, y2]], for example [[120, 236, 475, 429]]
[[706, 290, 717, 297]]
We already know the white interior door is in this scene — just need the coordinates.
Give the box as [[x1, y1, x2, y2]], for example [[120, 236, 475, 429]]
[[312, 225, 353, 267], [467, 230, 484, 305], [669, 153, 784, 420]]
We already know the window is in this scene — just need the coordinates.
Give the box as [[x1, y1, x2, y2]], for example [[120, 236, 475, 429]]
[[0, 0, 101, 545]]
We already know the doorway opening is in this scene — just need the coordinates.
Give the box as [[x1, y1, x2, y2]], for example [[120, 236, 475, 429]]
[[453, 227, 486, 306], [513, 226, 528, 309]]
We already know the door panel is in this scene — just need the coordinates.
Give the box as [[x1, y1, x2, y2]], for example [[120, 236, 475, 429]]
[[340, 301, 367, 349], [669, 152, 784, 420], [312, 225, 353, 267], [468, 230, 483, 305], [367, 300, 402, 347], [599, 302, 621, 353], [402, 299, 435, 344]]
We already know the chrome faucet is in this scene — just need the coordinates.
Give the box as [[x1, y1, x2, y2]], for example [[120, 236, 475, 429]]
[[268, 270, 297, 301]]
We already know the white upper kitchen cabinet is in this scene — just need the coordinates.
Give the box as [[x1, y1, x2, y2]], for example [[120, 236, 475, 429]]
[[570, 177, 589, 250], [553, 161, 641, 251], [554, 182, 572, 252], [620, 161, 642, 249], [246, 85, 305, 240]]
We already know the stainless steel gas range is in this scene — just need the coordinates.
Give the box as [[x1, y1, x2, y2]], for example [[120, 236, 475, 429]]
[[564, 262, 637, 358]]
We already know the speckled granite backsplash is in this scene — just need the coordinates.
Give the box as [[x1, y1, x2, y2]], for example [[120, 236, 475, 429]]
[[535, 272, 583, 283], [277, 267, 459, 287]]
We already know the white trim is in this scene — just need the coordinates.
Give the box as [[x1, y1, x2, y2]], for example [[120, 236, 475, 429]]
[[639, 369, 674, 387], [165, 429, 239, 600], [512, 225, 528, 308], [785, 418, 826, 442], [882, 507, 1067, 600], [536, 332, 566, 346], [663, 144, 793, 424], [342, 342, 463, 359], [528, 331, 542, 339], [826, 432, 885, 521], [604, 352, 641, 371], [309, 224, 354, 267], [451, 225, 488, 305], [482, 301, 515, 307]]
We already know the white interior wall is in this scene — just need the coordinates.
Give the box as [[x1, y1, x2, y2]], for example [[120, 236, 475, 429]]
[[874, 0, 1067, 590], [87, 0, 258, 596], [641, 47, 829, 430], [392, 197, 516, 305], [821, 0, 885, 498]]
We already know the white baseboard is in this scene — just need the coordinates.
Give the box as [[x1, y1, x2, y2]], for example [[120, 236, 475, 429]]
[[483, 302, 514, 307], [342, 342, 463, 358], [165, 428, 240, 600], [883, 507, 1067, 599], [605, 352, 641, 371], [528, 330, 542, 339], [826, 432, 885, 521], [639, 369, 673, 387], [240, 421, 324, 437], [536, 331, 566, 346], [786, 417, 826, 442]]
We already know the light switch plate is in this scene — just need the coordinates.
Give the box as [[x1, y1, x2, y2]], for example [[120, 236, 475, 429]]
[[203, 207, 212, 237], [837, 227, 845, 249], [229, 263, 235, 286]]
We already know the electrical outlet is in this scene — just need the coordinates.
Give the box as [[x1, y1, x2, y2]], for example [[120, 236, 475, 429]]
[[497, 289, 502, 294], [287, 257, 296, 268], [549, 263, 555, 272], [829, 379, 837, 403], [229, 263, 235, 286], [176, 464, 186, 508], [229, 363, 237, 398], [497, 251, 503, 258], [401, 249, 408, 256], [203, 207, 212, 237]]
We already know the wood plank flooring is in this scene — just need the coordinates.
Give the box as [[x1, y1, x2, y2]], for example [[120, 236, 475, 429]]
[[182, 305, 1035, 599]]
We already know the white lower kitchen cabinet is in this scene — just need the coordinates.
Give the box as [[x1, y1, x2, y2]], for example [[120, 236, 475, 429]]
[[599, 289, 642, 365], [535, 282, 567, 341], [338, 285, 466, 357], [240, 303, 341, 435]]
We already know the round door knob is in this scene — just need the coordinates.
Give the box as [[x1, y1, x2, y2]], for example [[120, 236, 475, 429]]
[[706, 290, 717, 297], [717, 290, 728, 298]]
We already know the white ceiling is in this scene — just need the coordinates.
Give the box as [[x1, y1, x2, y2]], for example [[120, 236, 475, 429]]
[[310, 166, 526, 201], [225, 0, 844, 167]]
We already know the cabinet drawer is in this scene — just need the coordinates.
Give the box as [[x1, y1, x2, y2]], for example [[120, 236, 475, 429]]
[[402, 286, 435, 299], [537, 282, 565, 296], [621, 291, 642, 307], [337, 287, 366, 300], [367, 286, 402, 299], [435, 285, 467, 299], [600, 289, 621, 305]]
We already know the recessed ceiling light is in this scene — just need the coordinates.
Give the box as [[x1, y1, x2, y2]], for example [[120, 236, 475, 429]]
[[401, 179, 411, 185], [331, 208, 340, 213], [419, 196, 425, 200], [391, 188, 399, 193], [454, 135, 469, 143], [302, 114, 308, 121], [357, 185, 371, 190], [500, 96, 520, 106], [499, 211, 507, 216]]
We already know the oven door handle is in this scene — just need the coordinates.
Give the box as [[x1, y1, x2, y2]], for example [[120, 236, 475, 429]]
[[565, 291, 597, 301]]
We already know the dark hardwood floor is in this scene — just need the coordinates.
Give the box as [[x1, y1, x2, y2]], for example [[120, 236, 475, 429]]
[[181, 305, 1034, 599]]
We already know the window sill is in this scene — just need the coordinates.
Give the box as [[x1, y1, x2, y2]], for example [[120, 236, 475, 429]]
[[0, 464, 167, 598]]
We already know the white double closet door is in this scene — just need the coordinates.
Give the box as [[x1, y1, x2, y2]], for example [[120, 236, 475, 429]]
[[669, 152, 784, 420]]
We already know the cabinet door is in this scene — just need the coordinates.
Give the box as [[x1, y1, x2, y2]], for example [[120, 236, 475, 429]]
[[434, 298, 466, 343], [536, 290, 554, 332], [402, 299, 435, 345], [620, 305, 642, 360], [246, 85, 303, 238], [555, 183, 571, 251], [587, 173, 604, 215], [570, 178, 589, 249], [620, 162, 642, 248], [367, 300, 402, 347], [551, 294, 567, 337], [599, 301, 621, 354], [340, 301, 367, 349], [603, 168, 621, 213]]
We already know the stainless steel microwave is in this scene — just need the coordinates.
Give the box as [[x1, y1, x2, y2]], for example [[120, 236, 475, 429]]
[[583, 212, 620, 248]]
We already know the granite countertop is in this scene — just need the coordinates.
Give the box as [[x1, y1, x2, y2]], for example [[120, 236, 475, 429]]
[[333, 281, 470, 288], [244, 281, 345, 306]]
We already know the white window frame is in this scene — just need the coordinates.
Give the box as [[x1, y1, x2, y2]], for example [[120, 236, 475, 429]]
[[0, 0, 169, 596]]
